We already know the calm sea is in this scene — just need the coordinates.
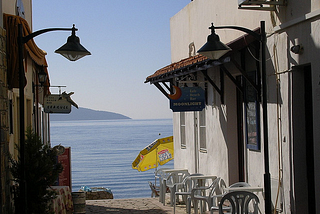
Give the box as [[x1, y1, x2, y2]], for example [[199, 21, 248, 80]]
[[50, 118, 173, 199]]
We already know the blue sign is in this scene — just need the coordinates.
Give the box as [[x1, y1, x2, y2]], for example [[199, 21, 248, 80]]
[[170, 87, 205, 112]]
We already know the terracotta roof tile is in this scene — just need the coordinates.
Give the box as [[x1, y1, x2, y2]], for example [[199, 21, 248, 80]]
[[145, 54, 207, 82]]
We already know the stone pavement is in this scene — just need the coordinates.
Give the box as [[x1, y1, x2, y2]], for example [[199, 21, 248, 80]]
[[85, 197, 190, 214]]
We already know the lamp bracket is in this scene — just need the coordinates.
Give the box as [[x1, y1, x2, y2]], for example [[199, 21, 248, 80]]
[[214, 25, 261, 41], [22, 26, 76, 44]]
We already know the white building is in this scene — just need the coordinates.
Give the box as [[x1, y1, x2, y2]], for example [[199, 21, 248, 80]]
[[146, 0, 320, 213]]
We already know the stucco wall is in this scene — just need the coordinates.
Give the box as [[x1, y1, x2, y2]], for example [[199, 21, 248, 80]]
[[269, 13, 320, 213], [2, 0, 32, 27], [170, 0, 268, 63], [170, 0, 320, 212]]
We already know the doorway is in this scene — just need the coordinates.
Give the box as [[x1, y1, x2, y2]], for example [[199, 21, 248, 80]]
[[292, 64, 315, 214]]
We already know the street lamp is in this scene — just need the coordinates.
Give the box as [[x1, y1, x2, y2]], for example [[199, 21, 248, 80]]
[[198, 21, 271, 214], [18, 24, 90, 213], [55, 25, 91, 61], [37, 67, 48, 86]]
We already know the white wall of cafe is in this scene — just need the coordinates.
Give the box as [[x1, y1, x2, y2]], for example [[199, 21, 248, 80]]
[[170, 0, 320, 213]]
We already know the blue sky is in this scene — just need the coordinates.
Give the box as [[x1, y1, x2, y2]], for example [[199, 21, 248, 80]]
[[32, 1, 191, 119]]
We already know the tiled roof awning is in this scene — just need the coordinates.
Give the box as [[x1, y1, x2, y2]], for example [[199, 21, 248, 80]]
[[145, 27, 260, 85]]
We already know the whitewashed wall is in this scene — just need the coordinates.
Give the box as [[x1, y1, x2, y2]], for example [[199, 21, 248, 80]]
[[170, 0, 320, 212]]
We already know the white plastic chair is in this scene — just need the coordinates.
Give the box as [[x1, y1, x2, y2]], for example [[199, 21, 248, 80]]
[[190, 177, 223, 214], [155, 168, 171, 203], [228, 182, 251, 188], [173, 173, 204, 214], [216, 191, 260, 214], [164, 171, 190, 206], [211, 181, 251, 213], [154, 168, 171, 188]]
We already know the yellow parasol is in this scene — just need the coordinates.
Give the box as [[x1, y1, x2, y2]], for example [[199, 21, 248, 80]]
[[132, 136, 174, 172]]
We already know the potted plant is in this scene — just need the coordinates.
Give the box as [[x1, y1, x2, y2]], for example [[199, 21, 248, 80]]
[[9, 129, 63, 213]]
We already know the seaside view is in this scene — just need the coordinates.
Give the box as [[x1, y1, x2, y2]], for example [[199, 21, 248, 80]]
[[50, 118, 173, 199]]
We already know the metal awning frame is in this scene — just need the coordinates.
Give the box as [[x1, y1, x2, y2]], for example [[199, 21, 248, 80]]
[[150, 54, 261, 105], [147, 28, 262, 104]]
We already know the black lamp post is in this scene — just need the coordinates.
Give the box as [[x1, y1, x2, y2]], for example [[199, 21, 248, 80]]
[[18, 24, 90, 213], [198, 21, 271, 214]]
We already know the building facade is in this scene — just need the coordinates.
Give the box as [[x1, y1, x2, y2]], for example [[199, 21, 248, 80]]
[[146, 0, 320, 213], [0, 0, 51, 212]]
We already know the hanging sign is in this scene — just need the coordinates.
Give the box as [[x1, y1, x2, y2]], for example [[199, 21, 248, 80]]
[[44, 94, 72, 113], [44, 92, 78, 113], [170, 86, 205, 112]]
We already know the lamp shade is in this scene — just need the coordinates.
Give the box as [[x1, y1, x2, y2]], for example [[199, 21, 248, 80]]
[[197, 25, 231, 60], [55, 26, 91, 61]]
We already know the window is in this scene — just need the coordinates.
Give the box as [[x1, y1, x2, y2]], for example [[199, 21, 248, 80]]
[[180, 112, 186, 148], [244, 71, 260, 150], [9, 99, 13, 134], [199, 109, 206, 151], [26, 99, 32, 128]]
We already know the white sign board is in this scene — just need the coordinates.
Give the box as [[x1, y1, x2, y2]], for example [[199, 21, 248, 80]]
[[44, 94, 72, 113]]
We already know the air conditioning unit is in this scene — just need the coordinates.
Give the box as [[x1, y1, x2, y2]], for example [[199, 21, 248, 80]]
[[238, 0, 286, 11], [239, 0, 265, 6]]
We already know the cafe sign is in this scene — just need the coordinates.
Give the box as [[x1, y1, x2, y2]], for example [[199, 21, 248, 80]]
[[44, 94, 71, 113], [169, 86, 205, 112]]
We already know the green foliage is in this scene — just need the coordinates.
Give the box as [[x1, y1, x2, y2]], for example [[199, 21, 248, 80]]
[[9, 129, 63, 214]]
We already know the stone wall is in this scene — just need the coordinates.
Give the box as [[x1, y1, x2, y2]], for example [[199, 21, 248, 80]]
[[85, 191, 113, 200], [0, 27, 11, 213]]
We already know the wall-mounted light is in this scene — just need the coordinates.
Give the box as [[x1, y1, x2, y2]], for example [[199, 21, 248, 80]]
[[198, 21, 272, 214], [38, 68, 48, 86], [290, 44, 304, 54], [197, 23, 231, 59]]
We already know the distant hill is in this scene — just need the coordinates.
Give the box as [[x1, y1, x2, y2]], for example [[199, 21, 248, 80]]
[[50, 107, 131, 121]]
